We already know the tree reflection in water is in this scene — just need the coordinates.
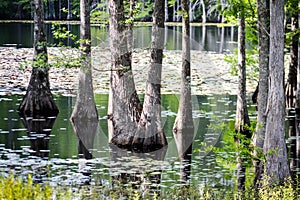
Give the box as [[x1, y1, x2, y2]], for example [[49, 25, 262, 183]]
[[109, 144, 167, 197], [71, 117, 98, 185], [20, 116, 57, 158]]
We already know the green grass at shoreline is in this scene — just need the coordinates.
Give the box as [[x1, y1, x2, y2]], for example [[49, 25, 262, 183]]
[[1, 173, 299, 200]]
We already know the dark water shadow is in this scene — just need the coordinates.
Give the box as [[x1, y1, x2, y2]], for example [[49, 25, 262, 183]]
[[18, 114, 57, 183], [109, 144, 168, 197], [19, 116, 57, 158]]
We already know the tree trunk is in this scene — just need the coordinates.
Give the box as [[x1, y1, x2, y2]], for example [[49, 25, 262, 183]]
[[189, 0, 193, 22], [201, 25, 206, 50], [165, 0, 168, 22], [264, 0, 290, 184], [176, 0, 180, 21], [127, 0, 135, 53], [67, 0, 73, 20], [108, 0, 142, 148], [235, 15, 250, 192], [58, 0, 62, 19], [132, 0, 167, 152], [200, 0, 206, 24], [285, 10, 299, 109], [172, 0, 176, 22], [173, 0, 194, 185], [252, 0, 270, 185], [70, 0, 98, 122], [49, 0, 56, 19], [18, 0, 59, 118]]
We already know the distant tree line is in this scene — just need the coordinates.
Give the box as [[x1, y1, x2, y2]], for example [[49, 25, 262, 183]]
[[0, 0, 225, 22]]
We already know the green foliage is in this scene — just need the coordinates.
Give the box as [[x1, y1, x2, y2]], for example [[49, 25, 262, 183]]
[[0, 174, 52, 200], [225, 48, 259, 82], [1, 172, 299, 199], [284, 0, 300, 49], [213, 121, 254, 169], [71, 0, 80, 18], [195, 120, 257, 185], [221, 0, 256, 20], [90, 2, 109, 25], [256, 177, 299, 200], [33, 51, 50, 69], [50, 22, 82, 68], [133, 1, 154, 21], [221, 0, 259, 84], [51, 22, 77, 45], [16, 0, 31, 11]]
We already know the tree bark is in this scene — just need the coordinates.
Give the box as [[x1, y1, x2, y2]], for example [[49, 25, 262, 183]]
[[108, 0, 142, 148], [173, 0, 194, 185], [132, 0, 167, 152], [165, 0, 168, 22], [252, 0, 269, 185], [264, 0, 290, 184], [126, 0, 135, 52], [235, 14, 250, 192], [18, 0, 58, 118], [70, 0, 98, 122], [200, 0, 206, 24], [67, 0, 73, 20], [70, 0, 98, 162]]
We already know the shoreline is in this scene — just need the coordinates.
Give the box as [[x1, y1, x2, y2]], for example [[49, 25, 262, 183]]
[[0, 47, 257, 96]]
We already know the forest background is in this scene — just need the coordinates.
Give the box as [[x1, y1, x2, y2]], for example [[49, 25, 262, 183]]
[[0, 0, 223, 23]]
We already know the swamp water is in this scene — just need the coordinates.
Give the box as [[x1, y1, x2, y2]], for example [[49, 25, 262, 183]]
[[0, 94, 250, 190], [0, 22, 237, 53]]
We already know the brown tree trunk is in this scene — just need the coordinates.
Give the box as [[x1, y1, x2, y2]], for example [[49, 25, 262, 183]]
[[173, 0, 194, 185], [70, 0, 98, 122], [235, 14, 250, 192], [264, 0, 290, 184], [132, 0, 167, 152], [108, 0, 142, 148], [127, 0, 135, 52], [18, 0, 58, 118], [252, 0, 270, 185]]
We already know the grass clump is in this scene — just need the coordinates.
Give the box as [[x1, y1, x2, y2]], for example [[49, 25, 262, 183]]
[[0, 173, 299, 199], [0, 174, 52, 200]]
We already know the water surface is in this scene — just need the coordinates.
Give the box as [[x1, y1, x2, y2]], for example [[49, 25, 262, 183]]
[[0, 23, 237, 53], [0, 94, 240, 188]]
